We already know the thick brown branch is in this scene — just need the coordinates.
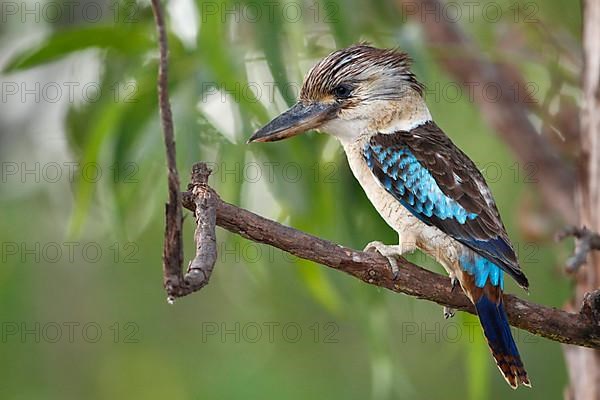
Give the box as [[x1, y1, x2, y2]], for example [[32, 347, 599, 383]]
[[150, 0, 184, 290], [182, 162, 600, 349], [396, 0, 576, 222]]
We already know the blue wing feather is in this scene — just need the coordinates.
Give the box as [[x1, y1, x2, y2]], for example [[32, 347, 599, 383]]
[[363, 127, 528, 289], [365, 144, 477, 224]]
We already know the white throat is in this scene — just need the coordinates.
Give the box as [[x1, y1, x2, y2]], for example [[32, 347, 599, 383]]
[[320, 99, 432, 146]]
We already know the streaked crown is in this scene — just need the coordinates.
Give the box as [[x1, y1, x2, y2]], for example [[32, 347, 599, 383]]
[[300, 44, 424, 105]]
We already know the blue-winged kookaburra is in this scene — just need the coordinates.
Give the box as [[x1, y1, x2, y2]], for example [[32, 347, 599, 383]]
[[248, 44, 530, 388]]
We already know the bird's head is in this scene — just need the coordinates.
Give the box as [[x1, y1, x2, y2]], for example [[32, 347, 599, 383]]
[[248, 44, 428, 144]]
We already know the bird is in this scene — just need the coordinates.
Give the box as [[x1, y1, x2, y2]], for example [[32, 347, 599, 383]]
[[248, 44, 531, 389]]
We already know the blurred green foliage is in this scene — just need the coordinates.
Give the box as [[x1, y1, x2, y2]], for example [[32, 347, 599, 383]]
[[0, 0, 581, 398]]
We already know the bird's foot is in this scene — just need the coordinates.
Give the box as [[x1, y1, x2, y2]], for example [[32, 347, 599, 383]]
[[363, 241, 404, 280], [443, 274, 460, 318], [443, 306, 455, 319]]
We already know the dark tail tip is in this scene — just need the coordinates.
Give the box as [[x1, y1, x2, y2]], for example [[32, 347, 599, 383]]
[[475, 295, 531, 389], [492, 349, 532, 389]]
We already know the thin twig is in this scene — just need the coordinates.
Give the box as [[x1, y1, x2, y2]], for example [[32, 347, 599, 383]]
[[186, 164, 218, 282], [181, 162, 600, 349], [557, 226, 600, 272], [167, 164, 219, 302], [150, 0, 184, 294]]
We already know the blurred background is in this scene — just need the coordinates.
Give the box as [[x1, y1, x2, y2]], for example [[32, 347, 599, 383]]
[[0, 0, 582, 398]]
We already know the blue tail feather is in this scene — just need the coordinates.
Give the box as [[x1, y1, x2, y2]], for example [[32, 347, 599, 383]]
[[475, 295, 530, 388], [460, 254, 504, 289]]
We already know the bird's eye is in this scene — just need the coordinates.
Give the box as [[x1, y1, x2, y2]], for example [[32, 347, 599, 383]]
[[333, 84, 353, 99]]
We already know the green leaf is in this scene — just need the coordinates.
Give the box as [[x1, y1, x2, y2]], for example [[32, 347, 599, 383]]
[[253, 0, 296, 107], [464, 313, 490, 399], [3, 25, 152, 73], [197, 2, 269, 126], [297, 259, 343, 314], [320, 0, 354, 46]]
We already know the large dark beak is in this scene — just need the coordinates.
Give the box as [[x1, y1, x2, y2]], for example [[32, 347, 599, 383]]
[[247, 102, 337, 143]]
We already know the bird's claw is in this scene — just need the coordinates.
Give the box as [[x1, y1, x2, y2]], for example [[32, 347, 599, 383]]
[[388, 260, 400, 280], [450, 276, 459, 292], [378, 255, 400, 281], [364, 241, 400, 281], [443, 306, 455, 319]]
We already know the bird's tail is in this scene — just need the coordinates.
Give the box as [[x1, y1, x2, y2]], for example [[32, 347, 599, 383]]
[[475, 292, 531, 389]]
